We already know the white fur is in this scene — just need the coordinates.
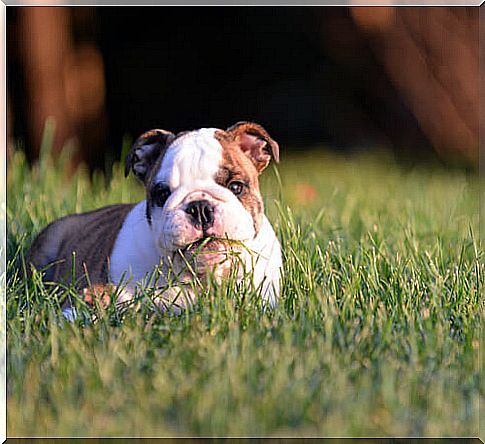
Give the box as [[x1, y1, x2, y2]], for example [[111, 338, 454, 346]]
[[156, 128, 222, 189], [109, 201, 160, 295], [109, 128, 282, 310], [62, 307, 77, 322], [244, 215, 282, 307]]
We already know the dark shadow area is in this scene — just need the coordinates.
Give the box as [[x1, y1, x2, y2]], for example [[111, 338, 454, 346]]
[[7, 7, 479, 170]]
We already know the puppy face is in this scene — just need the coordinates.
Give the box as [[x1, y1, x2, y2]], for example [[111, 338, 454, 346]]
[[125, 122, 279, 277]]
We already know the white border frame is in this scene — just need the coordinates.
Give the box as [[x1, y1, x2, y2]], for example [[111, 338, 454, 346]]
[[1, 3, 482, 443], [1, 2, 6, 443]]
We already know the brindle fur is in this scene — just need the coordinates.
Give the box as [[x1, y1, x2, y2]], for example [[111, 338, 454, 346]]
[[27, 204, 134, 292]]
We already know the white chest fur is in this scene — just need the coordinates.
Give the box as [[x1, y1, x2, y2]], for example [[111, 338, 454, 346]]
[[109, 202, 160, 291]]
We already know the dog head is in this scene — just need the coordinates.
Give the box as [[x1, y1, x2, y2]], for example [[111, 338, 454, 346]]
[[125, 122, 279, 277]]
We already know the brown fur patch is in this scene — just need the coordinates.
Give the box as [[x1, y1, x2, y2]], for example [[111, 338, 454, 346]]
[[83, 284, 114, 307], [226, 122, 279, 171], [125, 129, 175, 183], [214, 130, 264, 234]]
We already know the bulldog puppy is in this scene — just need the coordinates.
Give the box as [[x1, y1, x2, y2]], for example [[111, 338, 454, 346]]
[[27, 122, 283, 315]]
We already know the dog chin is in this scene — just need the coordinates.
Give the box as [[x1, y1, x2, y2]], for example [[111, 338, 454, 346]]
[[171, 238, 234, 276]]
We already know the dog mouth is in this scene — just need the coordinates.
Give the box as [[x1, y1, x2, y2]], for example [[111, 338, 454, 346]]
[[176, 237, 242, 271], [181, 236, 237, 258]]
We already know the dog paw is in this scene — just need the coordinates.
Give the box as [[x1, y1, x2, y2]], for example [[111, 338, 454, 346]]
[[82, 284, 114, 307], [62, 307, 78, 322]]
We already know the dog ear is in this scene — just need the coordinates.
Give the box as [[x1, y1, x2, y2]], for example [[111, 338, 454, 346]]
[[226, 122, 279, 174], [125, 129, 175, 183]]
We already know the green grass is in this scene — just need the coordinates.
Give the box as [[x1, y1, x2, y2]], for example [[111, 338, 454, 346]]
[[6, 139, 483, 437]]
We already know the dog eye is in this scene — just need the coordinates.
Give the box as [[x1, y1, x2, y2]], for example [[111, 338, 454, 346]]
[[228, 181, 244, 196], [151, 183, 171, 207]]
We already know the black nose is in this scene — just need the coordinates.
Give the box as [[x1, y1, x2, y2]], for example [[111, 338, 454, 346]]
[[185, 200, 215, 230]]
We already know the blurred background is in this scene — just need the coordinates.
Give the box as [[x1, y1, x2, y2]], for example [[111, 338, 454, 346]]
[[6, 7, 480, 172]]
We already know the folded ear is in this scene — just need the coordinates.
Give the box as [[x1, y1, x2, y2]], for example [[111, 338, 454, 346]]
[[226, 121, 279, 173], [125, 129, 175, 183]]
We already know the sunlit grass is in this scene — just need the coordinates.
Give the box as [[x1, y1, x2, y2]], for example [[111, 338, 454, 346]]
[[6, 138, 483, 437]]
